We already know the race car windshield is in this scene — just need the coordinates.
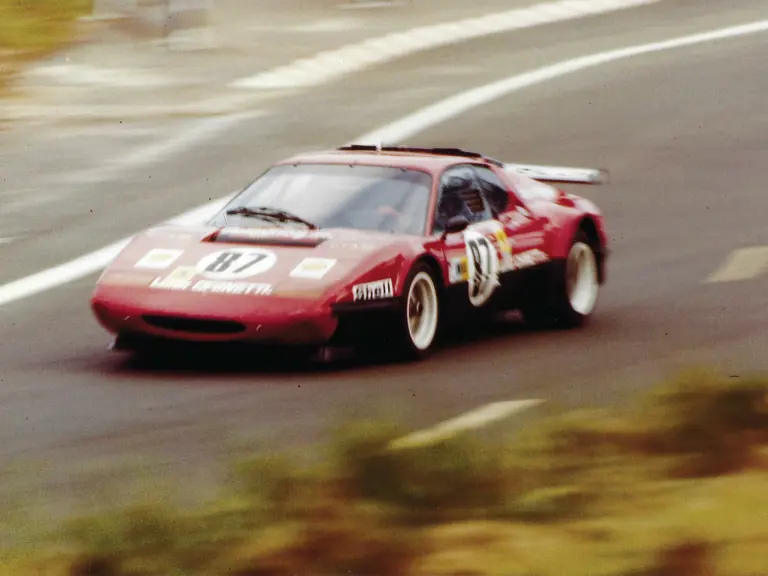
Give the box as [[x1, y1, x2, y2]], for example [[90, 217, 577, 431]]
[[214, 163, 433, 235]]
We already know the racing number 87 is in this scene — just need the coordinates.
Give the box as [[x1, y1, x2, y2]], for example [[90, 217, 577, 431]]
[[205, 251, 267, 275], [466, 234, 497, 302]]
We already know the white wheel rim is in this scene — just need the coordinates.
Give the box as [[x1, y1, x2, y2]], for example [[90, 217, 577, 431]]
[[566, 242, 599, 316], [407, 271, 439, 350]]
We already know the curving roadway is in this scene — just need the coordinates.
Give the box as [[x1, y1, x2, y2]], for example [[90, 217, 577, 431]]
[[1, 0, 768, 507]]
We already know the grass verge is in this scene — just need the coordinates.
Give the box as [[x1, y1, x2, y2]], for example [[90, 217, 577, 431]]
[[0, 0, 91, 93], [4, 368, 768, 575]]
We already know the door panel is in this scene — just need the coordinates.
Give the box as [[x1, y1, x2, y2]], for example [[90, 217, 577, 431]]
[[472, 164, 549, 273], [497, 207, 548, 263], [436, 164, 502, 309], [437, 164, 549, 310]]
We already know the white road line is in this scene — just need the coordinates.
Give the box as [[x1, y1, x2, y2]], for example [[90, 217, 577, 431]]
[[27, 63, 177, 88], [389, 399, 545, 450], [354, 19, 768, 144], [705, 247, 768, 283], [53, 111, 263, 186], [2, 18, 768, 307], [247, 18, 364, 33], [340, 0, 410, 9], [0, 238, 16, 245], [230, 0, 661, 89], [0, 196, 232, 307]]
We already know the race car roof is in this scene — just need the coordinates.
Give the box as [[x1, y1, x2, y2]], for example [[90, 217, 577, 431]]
[[276, 145, 499, 173]]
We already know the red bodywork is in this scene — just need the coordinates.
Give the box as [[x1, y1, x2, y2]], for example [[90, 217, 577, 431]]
[[91, 148, 609, 346]]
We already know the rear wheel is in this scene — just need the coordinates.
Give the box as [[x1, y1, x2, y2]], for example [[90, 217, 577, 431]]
[[564, 239, 600, 322], [521, 230, 600, 329]]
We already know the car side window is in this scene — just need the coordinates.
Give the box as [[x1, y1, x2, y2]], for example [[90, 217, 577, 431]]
[[433, 165, 494, 234], [472, 165, 511, 215]]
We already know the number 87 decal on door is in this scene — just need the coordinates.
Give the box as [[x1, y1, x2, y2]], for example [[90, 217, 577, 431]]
[[464, 228, 502, 307]]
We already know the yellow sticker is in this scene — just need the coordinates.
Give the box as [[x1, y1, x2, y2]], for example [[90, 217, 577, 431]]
[[166, 266, 198, 282], [494, 228, 512, 255], [449, 257, 469, 283]]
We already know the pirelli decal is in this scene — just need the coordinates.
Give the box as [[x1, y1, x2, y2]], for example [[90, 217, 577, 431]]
[[353, 279, 394, 302]]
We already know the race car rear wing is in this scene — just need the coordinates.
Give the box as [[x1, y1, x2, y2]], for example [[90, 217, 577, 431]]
[[503, 163, 610, 185]]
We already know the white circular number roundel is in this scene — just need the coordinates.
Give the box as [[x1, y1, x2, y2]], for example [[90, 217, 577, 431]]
[[196, 248, 277, 280], [464, 229, 500, 307]]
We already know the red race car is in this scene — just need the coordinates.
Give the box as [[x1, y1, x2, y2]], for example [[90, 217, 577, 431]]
[[90, 145, 610, 361]]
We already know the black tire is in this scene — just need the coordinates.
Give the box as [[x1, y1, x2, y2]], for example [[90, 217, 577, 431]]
[[384, 262, 442, 361], [255, 344, 322, 368], [113, 333, 320, 367], [111, 333, 183, 359], [110, 332, 157, 352], [520, 230, 600, 330]]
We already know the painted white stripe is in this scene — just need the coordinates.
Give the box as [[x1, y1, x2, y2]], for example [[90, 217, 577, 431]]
[[1, 19, 768, 307], [230, 0, 661, 89], [0, 196, 232, 307], [389, 399, 544, 449], [339, 0, 409, 9], [248, 18, 364, 34], [0, 240, 131, 306], [111, 112, 262, 173], [53, 112, 263, 186], [27, 63, 174, 88], [353, 19, 768, 145], [0, 238, 16, 245], [705, 247, 768, 283]]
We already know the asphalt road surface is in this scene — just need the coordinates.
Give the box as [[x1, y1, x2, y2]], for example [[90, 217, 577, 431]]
[[2, 0, 768, 510]]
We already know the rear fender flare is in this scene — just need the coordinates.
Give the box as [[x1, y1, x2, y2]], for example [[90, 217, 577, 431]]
[[549, 215, 607, 282]]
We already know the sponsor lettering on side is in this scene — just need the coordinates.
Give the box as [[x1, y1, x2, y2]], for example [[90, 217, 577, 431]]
[[352, 278, 394, 302]]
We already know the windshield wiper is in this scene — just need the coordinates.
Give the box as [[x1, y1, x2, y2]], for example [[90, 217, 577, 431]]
[[225, 206, 318, 229]]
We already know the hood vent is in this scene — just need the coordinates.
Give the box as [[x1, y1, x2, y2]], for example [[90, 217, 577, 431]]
[[208, 227, 332, 248]]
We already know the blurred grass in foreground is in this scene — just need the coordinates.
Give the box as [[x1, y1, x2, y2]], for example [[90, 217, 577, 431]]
[[0, 0, 90, 91], [4, 368, 768, 575]]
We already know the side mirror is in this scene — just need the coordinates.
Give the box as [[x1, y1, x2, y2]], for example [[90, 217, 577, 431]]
[[442, 215, 470, 238]]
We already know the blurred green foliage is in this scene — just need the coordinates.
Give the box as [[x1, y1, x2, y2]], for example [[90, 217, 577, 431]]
[[0, 0, 90, 90], [4, 368, 768, 575]]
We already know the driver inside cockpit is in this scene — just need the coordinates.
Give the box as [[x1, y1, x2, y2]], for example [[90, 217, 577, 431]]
[[433, 173, 493, 234]]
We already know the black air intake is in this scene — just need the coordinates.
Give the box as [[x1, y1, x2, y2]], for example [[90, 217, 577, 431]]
[[142, 315, 246, 334]]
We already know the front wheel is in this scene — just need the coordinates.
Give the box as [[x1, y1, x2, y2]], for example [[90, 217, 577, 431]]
[[521, 230, 600, 329], [390, 263, 442, 360]]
